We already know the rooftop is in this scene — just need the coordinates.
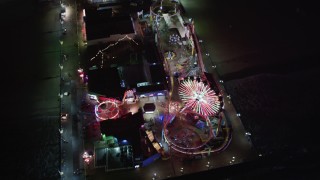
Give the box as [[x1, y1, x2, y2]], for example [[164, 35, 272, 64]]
[[87, 67, 125, 98], [84, 7, 134, 41]]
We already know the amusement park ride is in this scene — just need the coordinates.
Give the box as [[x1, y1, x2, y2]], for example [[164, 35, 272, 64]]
[[94, 89, 138, 121]]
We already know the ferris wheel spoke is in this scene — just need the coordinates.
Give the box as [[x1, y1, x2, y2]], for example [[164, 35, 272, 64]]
[[179, 79, 220, 116]]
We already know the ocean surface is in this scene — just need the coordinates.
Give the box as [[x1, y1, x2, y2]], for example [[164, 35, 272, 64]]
[[180, 0, 320, 77]]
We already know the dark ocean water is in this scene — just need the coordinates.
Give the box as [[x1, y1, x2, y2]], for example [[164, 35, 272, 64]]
[[2, 1, 61, 179], [180, 0, 320, 77]]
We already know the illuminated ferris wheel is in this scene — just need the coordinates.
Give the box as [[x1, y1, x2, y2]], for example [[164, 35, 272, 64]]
[[179, 79, 220, 117]]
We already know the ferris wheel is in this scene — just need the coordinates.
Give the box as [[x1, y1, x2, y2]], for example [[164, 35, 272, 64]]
[[179, 79, 221, 117]]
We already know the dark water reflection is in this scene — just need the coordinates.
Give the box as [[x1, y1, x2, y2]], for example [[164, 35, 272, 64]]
[[181, 0, 320, 78]]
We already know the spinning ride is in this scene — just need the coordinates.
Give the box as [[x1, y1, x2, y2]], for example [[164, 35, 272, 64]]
[[95, 98, 120, 121]]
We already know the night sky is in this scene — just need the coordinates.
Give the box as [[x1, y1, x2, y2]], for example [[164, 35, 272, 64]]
[[1, 0, 320, 179]]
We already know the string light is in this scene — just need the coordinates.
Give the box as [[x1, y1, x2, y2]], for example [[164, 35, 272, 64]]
[[90, 35, 139, 63]]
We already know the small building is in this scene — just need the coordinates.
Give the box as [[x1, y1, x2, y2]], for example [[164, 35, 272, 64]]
[[143, 103, 156, 113]]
